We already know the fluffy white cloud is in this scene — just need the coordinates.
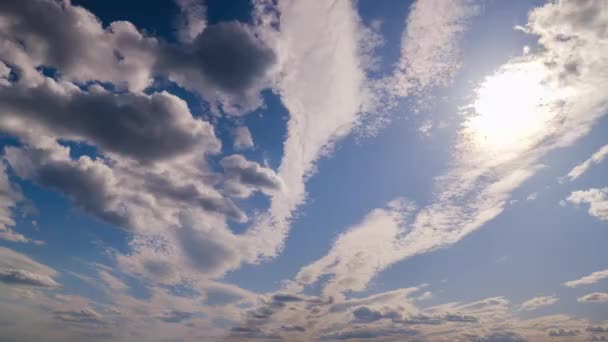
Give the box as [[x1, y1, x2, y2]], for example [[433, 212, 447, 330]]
[[566, 188, 608, 221]]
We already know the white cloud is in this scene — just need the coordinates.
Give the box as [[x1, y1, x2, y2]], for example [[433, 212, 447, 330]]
[[564, 269, 608, 288], [566, 144, 608, 181], [519, 296, 559, 311], [241, 0, 369, 262], [393, 0, 479, 96], [174, 0, 207, 43], [284, 0, 608, 302], [232, 126, 254, 150], [578, 292, 608, 303], [566, 188, 608, 221]]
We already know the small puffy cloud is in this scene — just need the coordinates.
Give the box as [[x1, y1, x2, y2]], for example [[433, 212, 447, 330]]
[[565, 188, 608, 221], [221, 154, 283, 198], [232, 126, 254, 151], [565, 144, 608, 181], [578, 292, 608, 303], [519, 296, 559, 311], [563, 269, 608, 288]]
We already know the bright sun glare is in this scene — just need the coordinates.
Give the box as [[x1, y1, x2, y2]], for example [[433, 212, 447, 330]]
[[464, 60, 562, 156]]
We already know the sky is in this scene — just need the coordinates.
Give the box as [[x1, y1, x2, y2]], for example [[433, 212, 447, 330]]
[[0, 0, 607, 341]]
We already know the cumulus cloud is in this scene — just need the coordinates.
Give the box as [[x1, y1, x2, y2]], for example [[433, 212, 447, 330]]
[[565, 188, 608, 221], [0, 82, 220, 163], [563, 269, 608, 288], [220, 154, 283, 198], [519, 296, 559, 311], [0, 246, 59, 288], [566, 144, 608, 181], [578, 293, 608, 303]]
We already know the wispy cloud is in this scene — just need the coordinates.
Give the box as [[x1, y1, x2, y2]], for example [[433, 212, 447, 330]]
[[564, 269, 608, 288], [565, 144, 608, 182]]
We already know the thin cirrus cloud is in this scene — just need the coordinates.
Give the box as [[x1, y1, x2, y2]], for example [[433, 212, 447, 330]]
[[0, 0, 607, 341], [565, 144, 608, 182]]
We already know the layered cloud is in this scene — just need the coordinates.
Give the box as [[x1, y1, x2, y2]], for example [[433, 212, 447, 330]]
[[0, 247, 59, 288]]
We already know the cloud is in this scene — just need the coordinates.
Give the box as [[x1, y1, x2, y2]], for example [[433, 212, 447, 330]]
[[158, 20, 277, 115], [54, 308, 103, 324], [237, 0, 376, 264], [0, 246, 59, 288], [588, 325, 608, 333], [519, 296, 559, 311], [0, 82, 220, 163], [470, 331, 527, 342], [0, 164, 40, 244], [174, 0, 207, 43], [232, 126, 254, 151], [565, 188, 608, 221], [565, 144, 608, 181], [220, 154, 283, 198], [563, 269, 608, 288], [547, 328, 581, 337], [578, 293, 608, 303], [290, 0, 608, 301], [393, 0, 479, 96], [0, 268, 59, 288], [0, 0, 157, 91], [156, 310, 194, 323]]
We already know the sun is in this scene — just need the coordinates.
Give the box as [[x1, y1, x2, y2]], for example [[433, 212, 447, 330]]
[[463, 59, 561, 158]]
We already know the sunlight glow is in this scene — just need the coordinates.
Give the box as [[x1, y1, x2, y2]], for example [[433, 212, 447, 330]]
[[464, 60, 561, 156]]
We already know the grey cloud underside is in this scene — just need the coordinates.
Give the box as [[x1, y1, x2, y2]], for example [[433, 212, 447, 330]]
[[0, 83, 219, 162], [159, 21, 276, 95], [0, 0, 276, 113], [0, 268, 59, 287]]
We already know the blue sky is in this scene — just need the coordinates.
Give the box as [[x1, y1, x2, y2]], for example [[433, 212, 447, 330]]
[[0, 0, 607, 341]]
